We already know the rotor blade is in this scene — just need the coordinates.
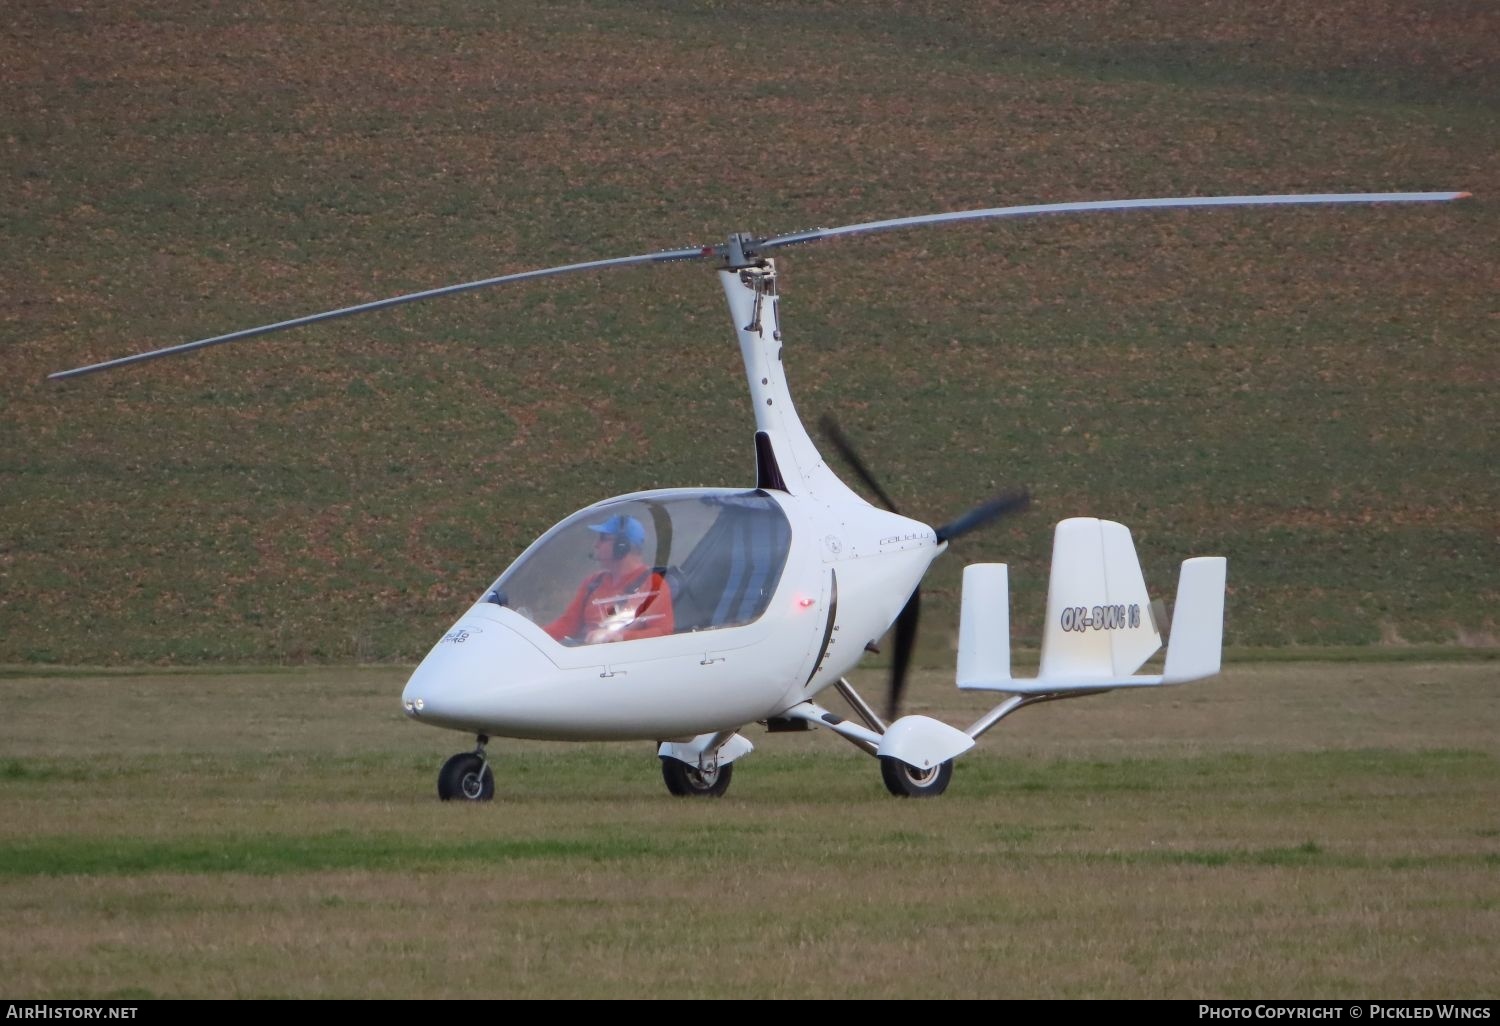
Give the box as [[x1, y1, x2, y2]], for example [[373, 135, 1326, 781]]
[[887, 587, 921, 723], [48, 245, 713, 381], [52, 189, 1469, 381], [818, 415, 901, 513], [935, 489, 1031, 544], [756, 191, 1470, 253]]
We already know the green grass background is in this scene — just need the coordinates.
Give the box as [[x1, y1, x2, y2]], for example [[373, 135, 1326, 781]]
[[0, 662, 1495, 998], [3, 1, 1496, 664]]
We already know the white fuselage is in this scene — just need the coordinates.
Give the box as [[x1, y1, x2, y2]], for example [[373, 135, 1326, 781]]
[[401, 487, 938, 740]]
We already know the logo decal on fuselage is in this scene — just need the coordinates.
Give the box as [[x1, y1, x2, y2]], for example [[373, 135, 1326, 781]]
[[878, 531, 935, 547]]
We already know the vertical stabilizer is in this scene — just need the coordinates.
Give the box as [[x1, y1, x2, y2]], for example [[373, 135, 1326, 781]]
[[1161, 557, 1227, 683], [1038, 518, 1162, 680], [957, 563, 1012, 689]]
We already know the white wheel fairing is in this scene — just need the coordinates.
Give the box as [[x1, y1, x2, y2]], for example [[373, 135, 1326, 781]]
[[658, 732, 754, 767], [875, 714, 976, 768]]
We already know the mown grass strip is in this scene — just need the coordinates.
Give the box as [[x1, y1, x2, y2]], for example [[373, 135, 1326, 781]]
[[0, 832, 667, 878], [1103, 844, 1500, 872], [3, 831, 1493, 879]]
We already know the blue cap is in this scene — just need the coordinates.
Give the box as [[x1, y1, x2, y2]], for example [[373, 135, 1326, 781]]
[[588, 513, 646, 548]]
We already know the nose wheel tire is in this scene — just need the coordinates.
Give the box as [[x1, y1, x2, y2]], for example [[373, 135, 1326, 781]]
[[880, 756, 953, 798], [438, 752, 494, 801], [660, 756, 734, 798]]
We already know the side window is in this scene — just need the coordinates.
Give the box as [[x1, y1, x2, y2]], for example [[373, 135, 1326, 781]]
[[671, 497, 791, 630]]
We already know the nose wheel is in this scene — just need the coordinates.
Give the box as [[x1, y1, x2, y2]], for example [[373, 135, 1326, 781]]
[[438, 737, 494, 801]]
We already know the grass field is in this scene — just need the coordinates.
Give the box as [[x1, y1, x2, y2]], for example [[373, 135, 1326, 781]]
[[3, 1, 1497, 665], [0, 660, 1495, 998]]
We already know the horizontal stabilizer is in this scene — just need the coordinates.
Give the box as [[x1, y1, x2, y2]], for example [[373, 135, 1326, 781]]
[[957, 520, 1226, 695]]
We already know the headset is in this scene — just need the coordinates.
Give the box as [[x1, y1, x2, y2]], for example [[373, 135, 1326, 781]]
[[590, 514, 644, 561]]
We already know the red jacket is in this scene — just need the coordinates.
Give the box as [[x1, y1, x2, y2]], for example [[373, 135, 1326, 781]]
[[543, 563, 675, 644]]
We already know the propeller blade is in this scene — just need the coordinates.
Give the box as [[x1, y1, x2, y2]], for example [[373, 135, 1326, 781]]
[[755, 192, 1470, 254], [935, 489, 1031, 544], [888, 586, 921, 722], [818, 415, 902, 513], [48, 245, 713, 381]]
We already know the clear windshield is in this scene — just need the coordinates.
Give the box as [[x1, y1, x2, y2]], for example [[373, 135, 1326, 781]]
[[487, 491, 792, 646]]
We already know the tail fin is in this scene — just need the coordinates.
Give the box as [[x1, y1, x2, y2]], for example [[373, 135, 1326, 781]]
[[1039, 518, 1161, 680], [1160, 556, 1227, 684], [958, 518, 1226, 694]]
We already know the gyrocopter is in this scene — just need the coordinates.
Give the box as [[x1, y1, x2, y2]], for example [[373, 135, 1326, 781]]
[[51, 190, 1468, 800]]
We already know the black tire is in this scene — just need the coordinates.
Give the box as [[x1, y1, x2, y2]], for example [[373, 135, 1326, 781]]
[[880, 756, 953, 798], [437, 752, 494, 802], [660, 756, 734, 798]]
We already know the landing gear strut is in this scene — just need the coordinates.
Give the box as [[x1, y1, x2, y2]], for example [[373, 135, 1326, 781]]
[[438, 735, 494, 801]]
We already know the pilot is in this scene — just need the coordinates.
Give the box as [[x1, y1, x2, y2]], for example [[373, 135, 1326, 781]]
[[543, 514, 675, 645]]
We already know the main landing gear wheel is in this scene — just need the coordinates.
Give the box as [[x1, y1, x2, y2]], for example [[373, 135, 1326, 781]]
[[660, 756, 734, 798], [438, 751, 494, 801], [880, 756, 953, 798]]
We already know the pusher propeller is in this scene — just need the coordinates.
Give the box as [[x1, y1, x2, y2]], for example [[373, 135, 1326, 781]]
[[818, 416, 1030, 722]]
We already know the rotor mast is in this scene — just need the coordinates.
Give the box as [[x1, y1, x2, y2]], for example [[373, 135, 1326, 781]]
[[718, 259, 866, 506]]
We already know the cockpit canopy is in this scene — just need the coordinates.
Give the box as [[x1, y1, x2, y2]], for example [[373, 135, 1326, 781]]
[[488, 490, 792, 646]]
